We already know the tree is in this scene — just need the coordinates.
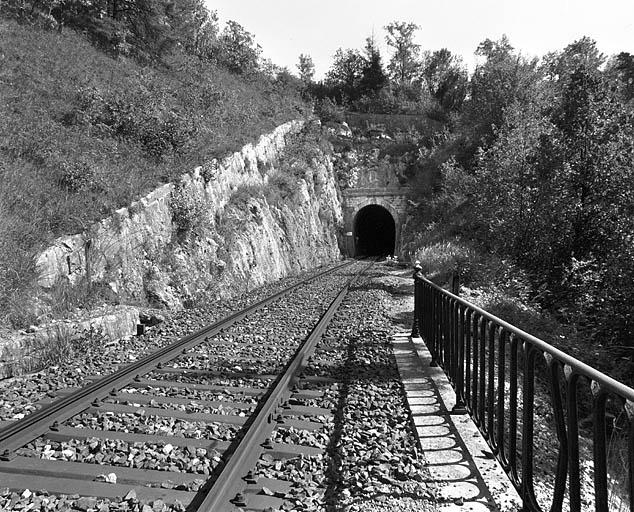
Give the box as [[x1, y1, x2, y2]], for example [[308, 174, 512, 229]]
[[607, 52, 634, 102], [543, 36, 605, 83], [547, 69, 634, 343], [126, 0, 177, 61], [325, 48, 365, 103], [14, 0, 192, 61], [471, 102, 563, 271], [216, 20, 261, 74], [384, 21, 422, 84], [465, 36, 542, 154], [359, 35, 388, 95], [167, 0, 218, 59], [422, 48, 468, 111], [297, 53, 315, 84], [260, 58, 280, 79], [467, 42, 634, 345]]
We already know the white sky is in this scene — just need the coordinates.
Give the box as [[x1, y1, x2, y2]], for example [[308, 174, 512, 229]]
[[207, 0, 634, 79]]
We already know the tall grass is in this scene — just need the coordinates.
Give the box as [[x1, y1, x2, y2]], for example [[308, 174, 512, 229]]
[[0, 19, 309, 328], [414, 238, 476, 285]]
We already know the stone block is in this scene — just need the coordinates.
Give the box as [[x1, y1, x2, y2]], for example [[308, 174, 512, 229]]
[[0, 306, 140, 379]]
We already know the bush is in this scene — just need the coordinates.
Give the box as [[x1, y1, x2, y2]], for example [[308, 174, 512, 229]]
[[170, 184, 211, 241], [266, 171, 297, 205], [58, 161, 101, 193], [67, 86, 195, 160], [414, 238, 476, 285], [315, 98, 344, 123], [226, 184, 265, 209], [276, 125, 331, 178]]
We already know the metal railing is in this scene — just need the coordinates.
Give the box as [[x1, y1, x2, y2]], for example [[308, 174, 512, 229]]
[[412, 269, 634, 512]]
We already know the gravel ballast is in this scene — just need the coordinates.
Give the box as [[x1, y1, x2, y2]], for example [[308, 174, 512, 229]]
[[249, 266, 436, 512], [1, 262, 441, 511], [1, 262, 369, 511], [0, 263, 348, 422]]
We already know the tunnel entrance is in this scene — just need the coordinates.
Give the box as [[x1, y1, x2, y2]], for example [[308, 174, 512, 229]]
[[353, 205, 396, 257]]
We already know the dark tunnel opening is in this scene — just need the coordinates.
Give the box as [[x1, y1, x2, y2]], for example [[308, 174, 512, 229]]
[[353, 205, 396, 257]]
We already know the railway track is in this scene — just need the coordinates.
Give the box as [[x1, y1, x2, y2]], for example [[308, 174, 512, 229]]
[[0, 259, 377, 511]]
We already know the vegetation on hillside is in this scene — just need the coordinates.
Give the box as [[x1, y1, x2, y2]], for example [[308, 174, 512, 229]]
[[0, 3, 310, 328], [310, 22, 634, 374], [3, 0, 634, 377], [430, 38, 633, 346], [306, 22, 467, 119], [393, 36, 634, 379]]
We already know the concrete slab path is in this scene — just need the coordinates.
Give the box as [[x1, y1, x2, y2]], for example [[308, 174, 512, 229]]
[[392, 330, 522, 512]]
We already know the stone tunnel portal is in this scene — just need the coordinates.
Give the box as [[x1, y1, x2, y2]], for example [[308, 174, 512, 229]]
[[353, 205, 396, 257]]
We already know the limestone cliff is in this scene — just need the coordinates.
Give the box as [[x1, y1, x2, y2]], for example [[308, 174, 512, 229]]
[[35, 120, 344, 311]]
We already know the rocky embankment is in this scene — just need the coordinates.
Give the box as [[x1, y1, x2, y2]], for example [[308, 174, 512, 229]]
[[1, 120, 344, 377]]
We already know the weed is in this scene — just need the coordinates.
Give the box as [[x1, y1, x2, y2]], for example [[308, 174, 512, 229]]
[[44, 277, 117, 322], [30, 324, 107, 368]]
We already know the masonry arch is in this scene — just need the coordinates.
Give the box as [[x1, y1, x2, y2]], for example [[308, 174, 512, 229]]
[[353, 204, 396, 257], [342, 194, 405, 258]]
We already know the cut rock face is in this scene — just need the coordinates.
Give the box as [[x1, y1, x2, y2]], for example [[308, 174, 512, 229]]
[[32, 119, 343, 318], [145, 278, 182, 310]]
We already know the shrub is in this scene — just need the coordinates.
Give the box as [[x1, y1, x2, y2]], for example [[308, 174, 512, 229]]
[[226, 184, 265, 209], [276, 125, 331, 179], [414, 238, 476, 285], [266, 171, 297, 205], [67, 86, 195, 160], [315, 97, 344, 123], [58, 161, 101, 193], [169, 184, 211, 241]]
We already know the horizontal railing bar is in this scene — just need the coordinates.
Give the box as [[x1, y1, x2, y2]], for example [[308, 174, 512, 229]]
[[415, 274, 634, 401]]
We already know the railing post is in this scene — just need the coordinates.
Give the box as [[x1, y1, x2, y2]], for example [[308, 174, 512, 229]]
[[430, 291, 439, 367], [411, 262, 422, 338], [591, 382, 609, 512], [627, 401, 634, 512], [452, 303, 467, 413], [451, 270, 460, 296]]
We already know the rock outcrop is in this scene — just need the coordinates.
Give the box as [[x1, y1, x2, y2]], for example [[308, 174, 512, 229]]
[[35, 119, 343, 311], [0, 305, 140, 378]]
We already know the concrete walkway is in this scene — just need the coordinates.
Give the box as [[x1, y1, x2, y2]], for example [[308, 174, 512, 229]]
[[392, 331, 522, 512]]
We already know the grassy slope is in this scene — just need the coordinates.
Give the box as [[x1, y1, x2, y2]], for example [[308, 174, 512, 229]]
[[0, 19, 309, 327]]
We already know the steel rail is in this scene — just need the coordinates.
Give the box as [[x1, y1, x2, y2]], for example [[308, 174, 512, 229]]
[[0, 259, 356, 456], [413, 270, 634, 512], [194, 259, 374, 511]]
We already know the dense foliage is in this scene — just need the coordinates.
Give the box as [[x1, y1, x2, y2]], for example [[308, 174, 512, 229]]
[[427, 37, 634, 347], [310, 23, 466, 117], [304, 22, 634, 350]]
